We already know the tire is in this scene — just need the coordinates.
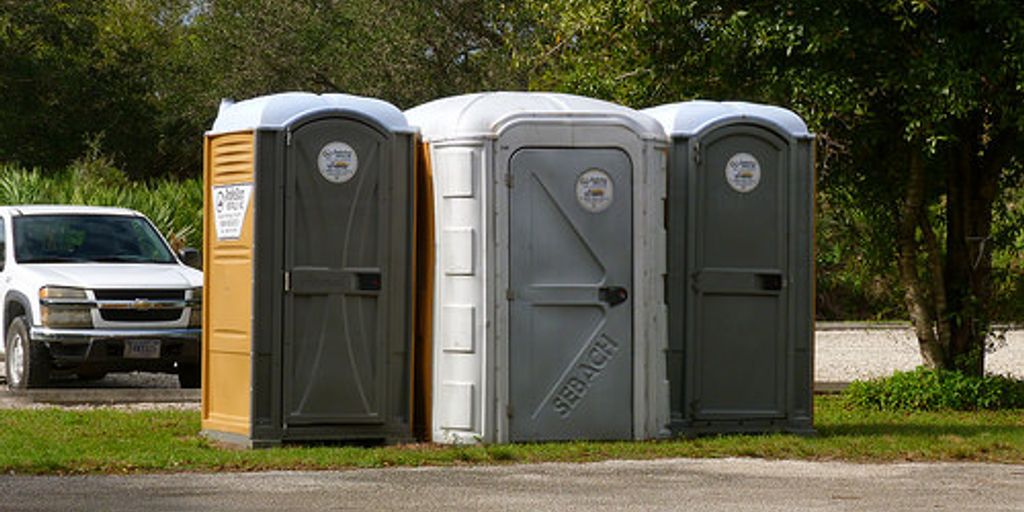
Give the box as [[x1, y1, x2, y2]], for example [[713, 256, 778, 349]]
[[5, 316, 51, 389], [177, 362, 200, 389]]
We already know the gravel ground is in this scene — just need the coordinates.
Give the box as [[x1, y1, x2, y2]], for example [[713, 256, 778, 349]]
[[815, 327, 1024, 381], [0, 400, 199, 411], [0, 369, 196, 410], [0, 371, 182, 389]]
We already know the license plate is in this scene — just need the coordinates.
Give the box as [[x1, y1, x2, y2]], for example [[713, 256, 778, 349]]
[[124, 339, 161, 359]]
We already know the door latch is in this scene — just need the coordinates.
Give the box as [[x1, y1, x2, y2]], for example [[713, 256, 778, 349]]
[[756, 273, 784, 291], [355, 272, 382, 291], [599, 286, 629, 307]]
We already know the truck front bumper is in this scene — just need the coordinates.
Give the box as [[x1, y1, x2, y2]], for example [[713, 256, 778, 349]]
[[29, 327, 201, 368]]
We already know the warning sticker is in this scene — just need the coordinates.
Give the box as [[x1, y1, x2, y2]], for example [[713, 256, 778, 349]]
[[212, 182, 254, 240], [725, 153, 761, 193], [576, 168, 614, 213], [317, 142, 359, 184]]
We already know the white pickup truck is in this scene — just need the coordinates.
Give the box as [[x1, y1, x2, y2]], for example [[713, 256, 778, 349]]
[[0, 205, 202, 389]]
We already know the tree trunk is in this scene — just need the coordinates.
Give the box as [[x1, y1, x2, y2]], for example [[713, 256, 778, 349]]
[[897, 150, 948, 368], [943, 121, 1008, 376], [899, 117, 1016, 376]]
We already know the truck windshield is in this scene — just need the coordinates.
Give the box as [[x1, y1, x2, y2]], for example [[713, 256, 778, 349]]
[[13, 214, 176, 264]]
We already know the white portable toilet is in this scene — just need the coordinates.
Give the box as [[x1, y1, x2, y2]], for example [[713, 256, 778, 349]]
[[406, 92, 669, 444]]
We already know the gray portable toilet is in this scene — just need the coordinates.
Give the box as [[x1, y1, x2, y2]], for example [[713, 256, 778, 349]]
[[644, 101, 815, 435], [407, 92, 670, 444], [201, 92, 415, 447]]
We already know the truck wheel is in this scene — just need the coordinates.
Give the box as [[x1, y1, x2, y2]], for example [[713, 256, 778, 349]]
[[5, 316, 51, 389], [177, 363, 200, 389]]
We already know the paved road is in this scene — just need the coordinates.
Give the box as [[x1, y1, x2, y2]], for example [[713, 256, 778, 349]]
[[1, 458, 1022, 511]]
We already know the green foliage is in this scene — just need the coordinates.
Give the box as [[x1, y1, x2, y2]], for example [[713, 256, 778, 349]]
[[990, 169, 1024, 321], [0, 0, 520, 179], [0, 164, 202, 250], [844, 367, 1024, 412], [0, 0, 190, 179], [815, 186, 905, 320]]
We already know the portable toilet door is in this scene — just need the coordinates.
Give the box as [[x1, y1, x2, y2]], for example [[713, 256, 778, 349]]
[[202, 92, 416, 447], [644, 101, 815, 435], [407, 92, 669, 444]]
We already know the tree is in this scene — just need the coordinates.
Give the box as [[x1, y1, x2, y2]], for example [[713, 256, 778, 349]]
[[0, 0, 522, 178], [0, 0, 193, 179], [515, 0, 1024, 375], [164, 0, 522, 132]]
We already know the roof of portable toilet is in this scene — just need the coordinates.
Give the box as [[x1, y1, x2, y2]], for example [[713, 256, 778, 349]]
[[405, 92, 664, 142], [208, 92, 414, 135], [644, 100, 812, 140]]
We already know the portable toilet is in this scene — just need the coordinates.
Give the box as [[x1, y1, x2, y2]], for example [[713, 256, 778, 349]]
[[201, 92, 416, 447], [643, 101, 815, 435], [407, 92, 669, 444]]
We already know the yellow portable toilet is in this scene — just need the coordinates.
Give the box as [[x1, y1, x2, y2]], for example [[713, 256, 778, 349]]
[[202, 92, 416, 447]]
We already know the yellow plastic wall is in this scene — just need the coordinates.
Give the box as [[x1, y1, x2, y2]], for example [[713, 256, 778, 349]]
[[412, 140, 435, 440], [201, 131, 255, 437]]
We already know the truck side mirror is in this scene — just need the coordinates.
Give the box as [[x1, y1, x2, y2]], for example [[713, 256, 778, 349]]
[[179, 247, 202, 270]]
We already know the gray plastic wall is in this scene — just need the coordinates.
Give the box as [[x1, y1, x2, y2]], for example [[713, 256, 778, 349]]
[[664, 115, 814, 435], [247, 112, 415, 446]]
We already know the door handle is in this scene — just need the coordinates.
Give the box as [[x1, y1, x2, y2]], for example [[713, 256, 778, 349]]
[[356, 272, 382, 291], [599, 286, 629, 307], [756, 273, 783, 291]]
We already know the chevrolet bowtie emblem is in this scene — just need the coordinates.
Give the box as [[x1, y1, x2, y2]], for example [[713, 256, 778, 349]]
[[133, 299, 153, 310]]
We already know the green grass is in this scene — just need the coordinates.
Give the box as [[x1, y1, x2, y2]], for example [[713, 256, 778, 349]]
[[1, 397, 1023, 475]]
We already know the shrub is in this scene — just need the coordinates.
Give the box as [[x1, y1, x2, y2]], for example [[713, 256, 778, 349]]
[[0, 165, 202, 250], [844, 367, 1024, 411]]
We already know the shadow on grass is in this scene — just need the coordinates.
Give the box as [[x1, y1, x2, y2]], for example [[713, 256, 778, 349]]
[[817, 423, 1024, 438]]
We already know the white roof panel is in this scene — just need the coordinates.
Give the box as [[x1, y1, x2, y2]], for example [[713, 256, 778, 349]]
[[405, 92, 664, 142], [643, 100, 812, 139], [209, 92, 413, 135], [0, 205, 141, 217]]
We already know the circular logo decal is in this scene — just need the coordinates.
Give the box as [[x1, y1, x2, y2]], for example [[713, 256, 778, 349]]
[[317, 142, 359, 183], [576, 168, 614, 213], [725, 153, 761, 193]]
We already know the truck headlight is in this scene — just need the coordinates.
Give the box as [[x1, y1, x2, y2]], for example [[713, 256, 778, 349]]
[[188, 287, 202, 328], [39, 286, 88, 300], [39, 286, 93, 328]]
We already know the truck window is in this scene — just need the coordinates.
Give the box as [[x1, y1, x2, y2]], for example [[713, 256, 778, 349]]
[[13, 214, 176, 264]]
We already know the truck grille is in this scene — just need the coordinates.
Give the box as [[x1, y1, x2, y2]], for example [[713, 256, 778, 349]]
[[100, 309, 184, 322], [94, 290, 185, 301], [95, 289, 187, 323]]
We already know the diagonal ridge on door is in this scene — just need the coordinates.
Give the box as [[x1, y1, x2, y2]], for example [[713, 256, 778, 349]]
[[341, 294, 373, 414], [529, 170, 605, 282], [529, 315, 609, 420], [342, 141, 377, 266], [296, 295, 335, 413], [338, 143, 378, 416]]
